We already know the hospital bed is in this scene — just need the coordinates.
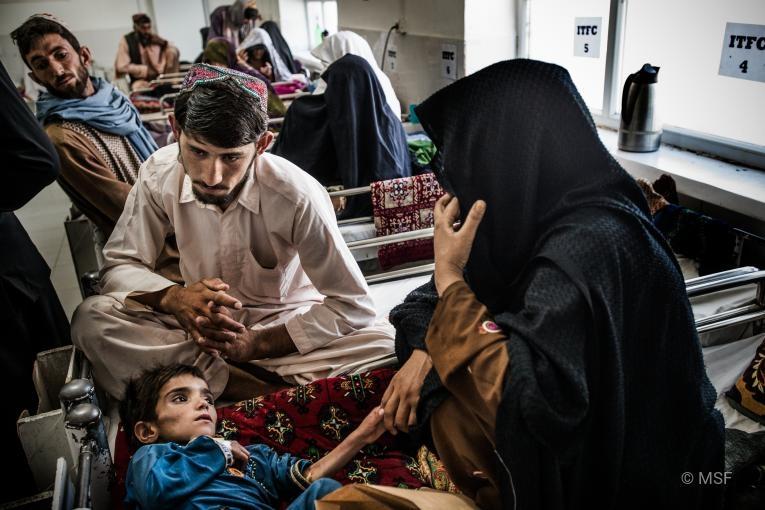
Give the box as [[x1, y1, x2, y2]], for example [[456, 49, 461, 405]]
[[37, 265, 764, 509], [46, 167, 765, 508]]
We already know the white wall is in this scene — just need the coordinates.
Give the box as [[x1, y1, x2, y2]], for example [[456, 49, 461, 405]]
[[153, 0, 207, 61], [338, 0, 464, 38], [337, 0, 467, 113], [279, 0, 310, 53], [0, 0, 144, 85], [336, 0, 518, 112]]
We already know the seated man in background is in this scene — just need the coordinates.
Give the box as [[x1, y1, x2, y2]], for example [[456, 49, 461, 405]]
[[11, 14, 179, 278], [71, 65, 395, 402], [115, 13, 180, 91]]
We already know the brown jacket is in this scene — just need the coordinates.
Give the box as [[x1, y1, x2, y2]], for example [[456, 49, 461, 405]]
[[45, 121, 181, 281]]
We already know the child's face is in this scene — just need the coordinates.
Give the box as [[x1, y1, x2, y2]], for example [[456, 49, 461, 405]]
[[151, 374, 217, 443]]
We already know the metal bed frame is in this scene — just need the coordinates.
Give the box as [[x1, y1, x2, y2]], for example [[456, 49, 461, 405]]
[[48, 180, 765, 508], [50, 264, 765, 509]]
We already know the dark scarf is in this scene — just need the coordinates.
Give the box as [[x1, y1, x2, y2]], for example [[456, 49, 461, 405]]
[[413, 59, 724, 508], [124, 32, 143, 67], [260, 21, 299, 74], [271, 54, 411, 219]]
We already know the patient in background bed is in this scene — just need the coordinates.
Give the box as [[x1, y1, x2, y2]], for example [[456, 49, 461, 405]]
[[121, 364, 386, 509]]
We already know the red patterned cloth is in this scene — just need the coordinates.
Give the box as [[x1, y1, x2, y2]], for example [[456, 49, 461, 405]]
[[217, 369, 428, 488], [371, 173, 445, 269], [111, 369, 431, 508]]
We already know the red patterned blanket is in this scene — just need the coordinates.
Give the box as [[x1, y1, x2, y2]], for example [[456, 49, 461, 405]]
[[371, 173, 445, 269]]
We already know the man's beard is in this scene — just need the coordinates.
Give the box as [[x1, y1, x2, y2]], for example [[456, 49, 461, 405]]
[[138, 33, 152, 46], [45, 61, 90, 99], [182, 153, 255, 208]]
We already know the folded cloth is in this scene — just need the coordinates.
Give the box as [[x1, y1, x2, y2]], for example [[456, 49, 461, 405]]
[[273, 81, 306, 95], [371, 173, 444, 270], [727, 337, 765, 425]]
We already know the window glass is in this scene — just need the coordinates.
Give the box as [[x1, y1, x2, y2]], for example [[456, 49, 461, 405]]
[[528, 0, 612, 111], [619, 0, 765, 146]]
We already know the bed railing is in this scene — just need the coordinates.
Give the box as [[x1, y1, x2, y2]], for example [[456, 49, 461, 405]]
[[347, 227, 433, 251], [159, 92, 180, 114], [685, 266, 759, 288], [56, 354, 112, 510], [688, 268, 765, 333]]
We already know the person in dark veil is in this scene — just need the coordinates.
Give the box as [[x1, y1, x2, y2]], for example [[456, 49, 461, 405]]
[[271, 54, 410, 219], [260, 20, 301, 75], [1, 62, 71, 503], [383, 59, 724, 509]]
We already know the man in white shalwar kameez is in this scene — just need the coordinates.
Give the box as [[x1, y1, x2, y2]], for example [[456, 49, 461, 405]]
[[71, 64, 395, 401]]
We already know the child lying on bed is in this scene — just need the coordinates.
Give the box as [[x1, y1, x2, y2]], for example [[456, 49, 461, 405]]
[[120, 363, 386, 509]]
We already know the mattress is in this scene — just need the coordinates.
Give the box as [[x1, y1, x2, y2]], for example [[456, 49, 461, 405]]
[[368, 274, 432, 322], [339, 221, 378, 262]]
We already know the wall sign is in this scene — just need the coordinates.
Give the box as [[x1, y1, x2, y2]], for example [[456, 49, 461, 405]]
[[441, 44, 457, 80], [574, 17, 602, 58], [719, 22, 765, 83], [386, 43, 398, 73]]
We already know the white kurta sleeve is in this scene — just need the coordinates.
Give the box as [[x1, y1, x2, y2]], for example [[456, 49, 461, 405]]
[[282, 188, 377, 353], [100, 164, 176, 298]]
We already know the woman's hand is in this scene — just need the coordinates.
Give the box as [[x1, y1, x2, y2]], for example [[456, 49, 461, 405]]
[[380, 349, 432, 435], [433, 193, 486, 296], [236, 49, 249, 68]]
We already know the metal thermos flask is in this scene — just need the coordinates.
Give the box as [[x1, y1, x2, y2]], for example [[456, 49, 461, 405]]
[[618, 63, 661, 152]]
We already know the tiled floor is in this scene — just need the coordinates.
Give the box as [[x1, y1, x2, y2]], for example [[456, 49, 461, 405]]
[[15, 182, 83, 320]]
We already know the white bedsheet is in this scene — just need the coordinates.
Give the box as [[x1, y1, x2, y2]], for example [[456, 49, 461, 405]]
[[368, 274, 431, 322], [689, 282, 764, 431], [702, 334, 765, 433]]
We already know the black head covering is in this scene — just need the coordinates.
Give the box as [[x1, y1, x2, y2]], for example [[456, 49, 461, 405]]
[[260, 20, 299, 74], [272, 54, 411, 218], [415, 60, 724, 508], [418, 59, 650, 312]]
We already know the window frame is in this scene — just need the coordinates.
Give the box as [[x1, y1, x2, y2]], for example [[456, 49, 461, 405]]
[[304, 0, 337, 50], [517, 0, 765, 170]]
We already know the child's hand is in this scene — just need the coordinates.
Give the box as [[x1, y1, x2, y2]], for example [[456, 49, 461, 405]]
[[231, 441, 250, 469], [352, 407, 386, 445]]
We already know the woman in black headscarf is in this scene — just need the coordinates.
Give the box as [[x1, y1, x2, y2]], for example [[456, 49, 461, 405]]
[[260, 20, 301, 74], [383, 60, 724, 509], [271, 54, 411, 219]]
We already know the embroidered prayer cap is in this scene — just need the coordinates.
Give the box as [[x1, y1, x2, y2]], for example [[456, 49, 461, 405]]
[[26, 13, 73, 32], [180, 63, 268, 114]]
